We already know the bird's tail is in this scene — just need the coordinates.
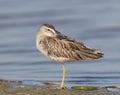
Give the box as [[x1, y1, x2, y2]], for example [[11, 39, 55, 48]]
[[86, 49, 103, 59], [94, 49, 103, 58], [77, 48, 103, 60]]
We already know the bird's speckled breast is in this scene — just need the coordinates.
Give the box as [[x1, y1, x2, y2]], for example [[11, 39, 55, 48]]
[[36, 39, 48, 56]]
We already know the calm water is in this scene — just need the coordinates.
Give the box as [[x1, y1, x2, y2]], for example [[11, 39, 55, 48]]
[[0, 0, 120, 91]]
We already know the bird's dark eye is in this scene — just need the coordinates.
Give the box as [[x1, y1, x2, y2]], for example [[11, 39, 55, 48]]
[[47, 29, 50, 31]]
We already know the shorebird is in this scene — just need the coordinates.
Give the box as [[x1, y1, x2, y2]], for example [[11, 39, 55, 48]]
[[36, 23, 103, 89]]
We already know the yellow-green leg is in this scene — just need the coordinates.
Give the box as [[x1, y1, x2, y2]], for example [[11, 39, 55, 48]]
[[60, 63, 66, 89]]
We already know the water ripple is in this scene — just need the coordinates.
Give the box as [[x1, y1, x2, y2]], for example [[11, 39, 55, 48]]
[[0, 49, 37, 54]]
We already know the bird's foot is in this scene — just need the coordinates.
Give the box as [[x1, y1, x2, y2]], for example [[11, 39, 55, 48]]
[[57, 86, 66, 89]]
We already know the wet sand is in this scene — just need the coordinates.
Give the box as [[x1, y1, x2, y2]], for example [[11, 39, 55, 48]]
[[0, 79, 120, 95]]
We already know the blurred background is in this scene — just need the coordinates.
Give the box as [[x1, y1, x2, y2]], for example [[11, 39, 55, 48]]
[[0, 0, 120, 90]]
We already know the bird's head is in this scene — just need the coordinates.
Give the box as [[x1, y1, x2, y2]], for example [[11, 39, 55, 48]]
[[37, 24, 57, 38]]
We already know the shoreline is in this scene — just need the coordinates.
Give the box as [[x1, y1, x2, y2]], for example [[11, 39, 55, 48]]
[[0, 79, 120, 95]]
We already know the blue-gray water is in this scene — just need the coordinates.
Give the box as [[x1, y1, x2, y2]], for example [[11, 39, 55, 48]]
[[0, 0, 120, 91]]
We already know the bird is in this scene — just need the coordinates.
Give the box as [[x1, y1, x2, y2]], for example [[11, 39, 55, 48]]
[[36, 23, 103, 89]]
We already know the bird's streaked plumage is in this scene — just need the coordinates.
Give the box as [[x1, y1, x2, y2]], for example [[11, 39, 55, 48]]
[[36, 23, 103, 89]]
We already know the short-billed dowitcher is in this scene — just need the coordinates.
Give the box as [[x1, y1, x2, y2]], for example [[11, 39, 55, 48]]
[[36, 24, 103, 89]]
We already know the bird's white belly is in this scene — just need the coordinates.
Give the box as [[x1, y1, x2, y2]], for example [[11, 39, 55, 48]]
[[49, 56, 75, 63]]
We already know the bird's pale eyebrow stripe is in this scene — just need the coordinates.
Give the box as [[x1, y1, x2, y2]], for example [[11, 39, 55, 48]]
[[46, 28, 56, 34]]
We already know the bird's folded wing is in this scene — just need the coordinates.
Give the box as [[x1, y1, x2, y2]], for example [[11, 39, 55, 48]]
[[43, 36, 103, 60]]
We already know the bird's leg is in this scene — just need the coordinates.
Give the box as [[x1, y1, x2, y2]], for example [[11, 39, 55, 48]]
[[60, 63, 66, 89]]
